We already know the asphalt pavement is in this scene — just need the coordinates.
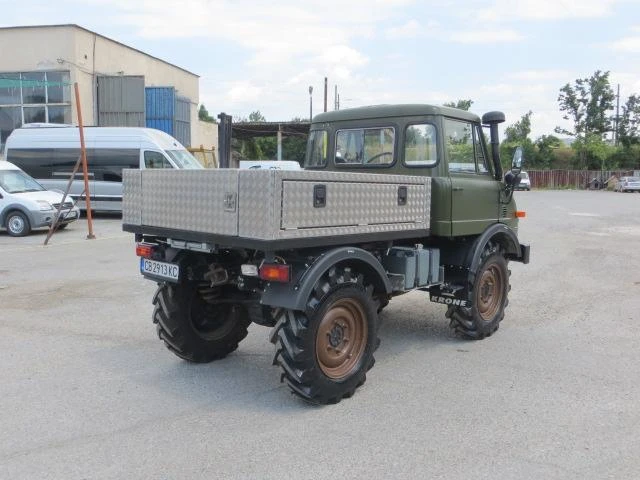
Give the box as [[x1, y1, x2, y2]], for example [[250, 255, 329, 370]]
[[1, 191, 639, 479]]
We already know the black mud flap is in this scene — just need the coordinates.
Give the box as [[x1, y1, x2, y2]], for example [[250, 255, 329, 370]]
[[427, 284, 471, 308]]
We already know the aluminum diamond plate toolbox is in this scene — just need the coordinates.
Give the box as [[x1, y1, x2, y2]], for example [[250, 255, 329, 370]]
[[122, 169, 142, 226], [123, 169, 239, 235], [238, 170, 430, 239], [124, 169, 431, 242]]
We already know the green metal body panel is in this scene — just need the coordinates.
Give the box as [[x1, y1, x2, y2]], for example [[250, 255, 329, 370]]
[[306, 104, 520, 238]]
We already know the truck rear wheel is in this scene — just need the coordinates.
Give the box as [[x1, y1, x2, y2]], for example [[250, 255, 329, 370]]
[[270, 267, 379, 404], [152, 282, 251, 363], [447, 244, 510, 340]]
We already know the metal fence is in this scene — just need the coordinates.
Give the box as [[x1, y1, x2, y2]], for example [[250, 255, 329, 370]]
[[527, 170, 635, 189]]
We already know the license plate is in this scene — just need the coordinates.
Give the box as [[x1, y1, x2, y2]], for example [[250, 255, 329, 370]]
[[140, 258, 180, 282]]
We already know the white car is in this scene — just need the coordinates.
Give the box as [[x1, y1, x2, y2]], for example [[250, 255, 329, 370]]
[[516, 171, 531, 191], [615, 176, 640, 192], [0, 161, 80, 236]]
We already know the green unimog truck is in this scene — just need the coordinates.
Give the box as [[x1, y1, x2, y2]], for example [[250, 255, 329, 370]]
[[123, 104, 530, 404]]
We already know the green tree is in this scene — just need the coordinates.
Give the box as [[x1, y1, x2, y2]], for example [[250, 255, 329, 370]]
[[555, 71, 615, 169], [248, 110, 266, 122], [555, 71, 615, 139], [534, 134, 562, 169], [198, 104, 215, 123], [618, 94, 640, 147], [443, 99, 474, 111], [500, 111, 536, 171]]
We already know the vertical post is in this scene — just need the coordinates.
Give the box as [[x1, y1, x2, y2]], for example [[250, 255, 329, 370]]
[[324, 77, 327, 113], [217, 112, 232, 168], [615, 83, 620, 147], [334, 85, 338, 110], [277, 125, 282, 161], [74, 82, 95, 239], [308, 86, 313, 121]]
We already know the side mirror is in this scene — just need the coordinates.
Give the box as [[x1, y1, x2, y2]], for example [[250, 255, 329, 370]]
[[512, 146, 523, 175]]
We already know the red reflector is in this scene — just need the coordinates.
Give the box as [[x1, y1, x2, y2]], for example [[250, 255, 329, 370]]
[[259, 264, 290, 283], [515, 211, 526, 218], [136, 243, 155, 258]]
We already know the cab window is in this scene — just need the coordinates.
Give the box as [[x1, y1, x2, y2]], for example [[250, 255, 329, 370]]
[[445, 119, 489, 174], [404, 123, 437, 167], [335, 127, 394, 166], [144, 151, 172, 169], [305, 130, 328, 167], [474, 125, 490, 174]]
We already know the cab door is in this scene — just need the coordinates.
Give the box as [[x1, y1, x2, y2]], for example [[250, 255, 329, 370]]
[[444, 118, 500, 236]]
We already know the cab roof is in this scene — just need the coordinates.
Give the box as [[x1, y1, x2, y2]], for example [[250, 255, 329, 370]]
[[312, 104, 482, 124]]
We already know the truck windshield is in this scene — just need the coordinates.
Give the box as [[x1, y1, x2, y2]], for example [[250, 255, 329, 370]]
[[166, 150, 203, 169], [0, 170, 45, 193]]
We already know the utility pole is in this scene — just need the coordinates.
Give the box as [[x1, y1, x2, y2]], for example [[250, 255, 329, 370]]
[[308, 86, 313, 121], [324, 77, 328, 112], [334, 85, 338, 110], [615, 83, 620, 147]]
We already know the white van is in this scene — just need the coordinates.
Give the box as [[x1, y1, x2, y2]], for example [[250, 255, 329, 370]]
[[4, 124, 202, 212], [0, 160, 80, 236]]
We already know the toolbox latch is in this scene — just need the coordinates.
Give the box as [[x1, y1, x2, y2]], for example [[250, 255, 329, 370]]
[[398, 186, 407, 206], [314, 184, 326, 208]]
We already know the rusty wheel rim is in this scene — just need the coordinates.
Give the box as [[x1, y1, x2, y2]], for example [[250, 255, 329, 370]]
[[476, 263, 504, 321], [316, 298, 368, 380]]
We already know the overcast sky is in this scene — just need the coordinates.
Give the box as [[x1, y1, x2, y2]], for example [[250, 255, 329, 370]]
[[3, 0, 640, 139]]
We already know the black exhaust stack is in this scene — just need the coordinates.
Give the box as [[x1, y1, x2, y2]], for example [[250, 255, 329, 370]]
[[482, 111, 505, 180]]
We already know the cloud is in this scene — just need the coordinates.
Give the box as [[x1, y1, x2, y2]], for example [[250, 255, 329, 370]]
[[385, 20, 422, 38], [227, 81, 263, 104], [507, 70, 571, 81], [450, 29, 525, 43], [611, 36, 640, 53], [478, 0, 617, 21]]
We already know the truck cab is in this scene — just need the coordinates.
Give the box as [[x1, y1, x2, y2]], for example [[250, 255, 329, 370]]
[[305, 105, 518, 237]]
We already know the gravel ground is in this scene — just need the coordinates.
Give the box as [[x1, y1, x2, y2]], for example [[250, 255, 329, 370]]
[[1, 191, 639, 480]]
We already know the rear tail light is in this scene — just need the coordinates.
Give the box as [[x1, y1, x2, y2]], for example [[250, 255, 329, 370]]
[[259, 263, 290, 283], [515, 211, 526, 218], [136, 243, 156, 258]]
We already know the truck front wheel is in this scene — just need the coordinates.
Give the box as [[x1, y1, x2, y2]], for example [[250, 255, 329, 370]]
[[152, 282, 251, 363], [270, 267, 380, 404], [447, 244, 510, 340]]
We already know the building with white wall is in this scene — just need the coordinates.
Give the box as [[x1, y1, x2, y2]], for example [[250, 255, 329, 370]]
[[0, 24, 216, 152]]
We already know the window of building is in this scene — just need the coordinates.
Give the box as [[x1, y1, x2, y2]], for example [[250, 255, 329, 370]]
[[48, 105, 72, 124], [46, 72, 70, 104], [0, 106, 22, 147], [0, 73, 21, 105], [22, 72, 46, 104], [0, 71, 72, 151], [23, 106, 46, 123]]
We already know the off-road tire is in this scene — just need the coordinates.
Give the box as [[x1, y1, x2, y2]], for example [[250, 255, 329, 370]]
[[6, 211, 31, 237], [152, 282, 251, 363], [447, 243, 510, 340], [270, 267, 380, 404]]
